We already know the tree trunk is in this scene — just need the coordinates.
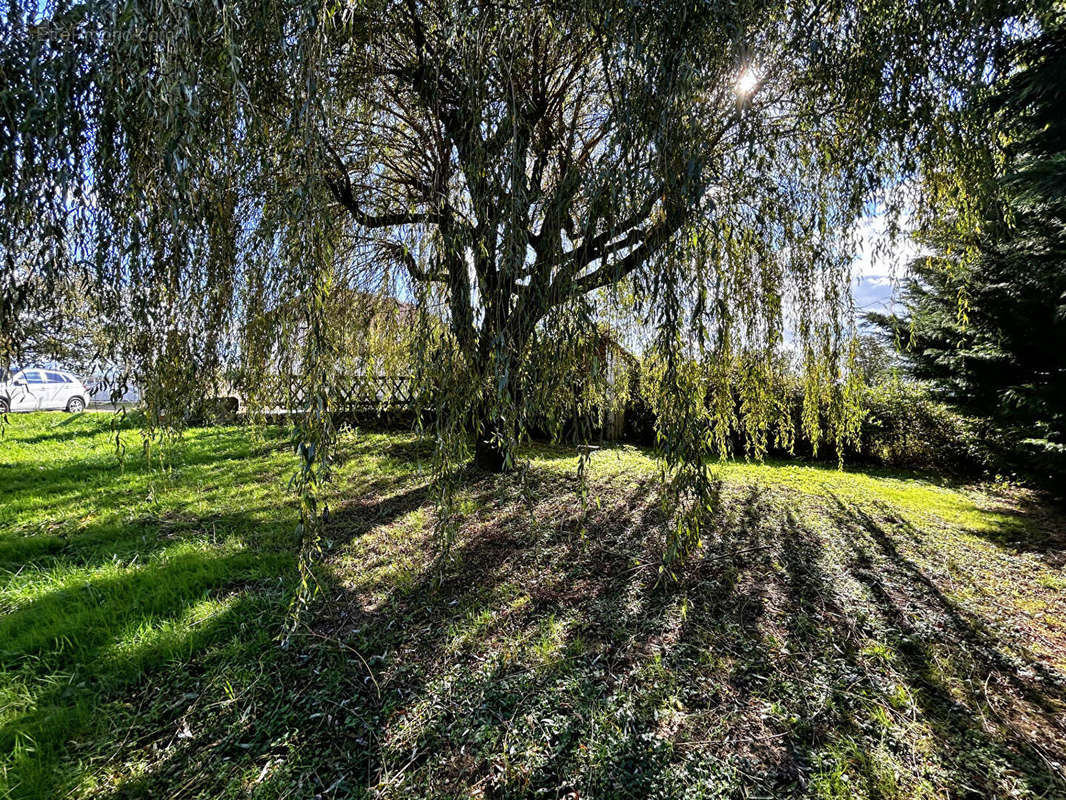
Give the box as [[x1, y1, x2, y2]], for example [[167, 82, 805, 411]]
[[473, 409, 513, 473], [474, 432, 509, 473]]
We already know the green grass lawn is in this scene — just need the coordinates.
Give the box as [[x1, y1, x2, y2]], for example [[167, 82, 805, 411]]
[[1, 412, 1064, 799]]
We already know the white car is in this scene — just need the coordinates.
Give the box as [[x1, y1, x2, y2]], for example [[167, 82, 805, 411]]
[[0, 369, 90, 414]]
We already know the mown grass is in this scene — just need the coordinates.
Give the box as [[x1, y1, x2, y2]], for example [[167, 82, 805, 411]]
[[1, 412, 1064, 799]]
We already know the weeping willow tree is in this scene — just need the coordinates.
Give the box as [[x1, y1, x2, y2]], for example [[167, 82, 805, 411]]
[[1, 0, 1027, 572]]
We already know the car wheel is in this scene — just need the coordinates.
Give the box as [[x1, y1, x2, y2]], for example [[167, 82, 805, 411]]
[[67, 396, 85, 413]]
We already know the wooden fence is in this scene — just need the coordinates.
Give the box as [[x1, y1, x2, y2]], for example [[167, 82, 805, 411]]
[[285, 374, 416, 415]]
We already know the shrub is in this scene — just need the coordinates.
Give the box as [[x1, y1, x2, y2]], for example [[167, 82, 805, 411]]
[[854, 381, 996, 475], [620, 369, 999, 478]]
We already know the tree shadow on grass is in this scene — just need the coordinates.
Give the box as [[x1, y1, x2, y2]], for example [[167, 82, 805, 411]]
[[92, 471, 667, 798], [949, 491, 1066, 557], [830, 497, 1066, 766], [33, 467, 1066, 800], [0, 409, 153, 447], [0, 525, 298, 800], [0, 429, 292, 572], [0, 421, 302, 799], [0, 470, 429, 799]]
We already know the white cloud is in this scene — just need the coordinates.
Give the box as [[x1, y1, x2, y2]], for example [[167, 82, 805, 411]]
[[847, 208, 931, 318], [849, 212, 926, 282]]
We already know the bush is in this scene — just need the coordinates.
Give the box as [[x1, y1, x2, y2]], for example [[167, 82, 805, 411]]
[[617, 369, 999, 478], [854, 381, 996, 475]]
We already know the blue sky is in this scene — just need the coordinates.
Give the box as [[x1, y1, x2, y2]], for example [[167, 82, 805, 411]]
[[850, 212, 923, 326]]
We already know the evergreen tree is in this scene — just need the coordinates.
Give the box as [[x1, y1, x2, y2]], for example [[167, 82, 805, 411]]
[[871, 16, 1066, 481]]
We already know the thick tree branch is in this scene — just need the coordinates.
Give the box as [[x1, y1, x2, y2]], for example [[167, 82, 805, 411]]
[[385, 242, 446, 282], [324, 159, 443, 229], [569, 197, 713, 296]]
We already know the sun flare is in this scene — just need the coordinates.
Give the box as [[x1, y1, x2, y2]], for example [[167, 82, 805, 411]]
[[736, 67, 759, 97]]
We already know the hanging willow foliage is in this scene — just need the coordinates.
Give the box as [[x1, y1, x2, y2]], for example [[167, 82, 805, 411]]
[[1, 0, 1028, 582]]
